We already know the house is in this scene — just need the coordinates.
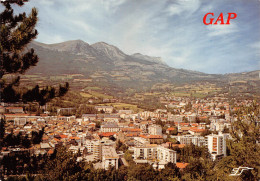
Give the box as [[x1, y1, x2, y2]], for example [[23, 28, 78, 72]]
[[40, 143, 51, 151], [0, 106, 5, 113], [5, 107, 24, 113], [121, 128, 142, 135], [118, 110, 133, 114], [82, 114, 97, 121], [176, 162, 189, 170], [163, 142, 185, 149], [69, 145, 87, 155], [95, 106, 114, 113], [103, 114, 120, 122], [4, 114, 29, 121], [148, 135, 163, 144], [166, 127, 176, 135], [188, 127, 205, 136], [139, 121, 150, 133], [14, 117, 27, 125]]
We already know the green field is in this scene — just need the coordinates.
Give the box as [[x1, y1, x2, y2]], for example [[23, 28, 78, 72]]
[[84, 86, 101, 90], [80, 92, 93, 98], [171, 92, 190, 97], [90, 91, 113, 99]]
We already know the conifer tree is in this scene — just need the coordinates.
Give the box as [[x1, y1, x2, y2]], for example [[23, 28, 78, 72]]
[[0, 0, 69, 104]]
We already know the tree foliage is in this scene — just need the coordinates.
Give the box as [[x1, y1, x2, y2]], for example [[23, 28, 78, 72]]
[[213, 103, 260, 180], [0, 0, 69, 104]]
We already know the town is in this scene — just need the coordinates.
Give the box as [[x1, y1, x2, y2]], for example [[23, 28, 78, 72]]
[[1, 0, 259, 180], [1, 94, 258, 179]]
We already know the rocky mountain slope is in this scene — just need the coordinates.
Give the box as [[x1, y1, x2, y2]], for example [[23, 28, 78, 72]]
[[27, 40, 258, 89]]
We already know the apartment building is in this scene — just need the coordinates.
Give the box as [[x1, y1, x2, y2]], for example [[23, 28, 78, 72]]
[[148, 124, 162, 136], [134, 137, 149, 147], [14, 117, 27, 126], [156, 146, 176, 163], [172, 135, 206, 146], [206, 132, 229, 160], [210, 119, 231, 132], [100, 123, 120, 133], [85, 140, 102, 160], [102, 146, 119, 170], [139, 111, 160, 120], [133, 144, 158, 160], [133, 145, 176, 164], [95, 106, 114, 113]]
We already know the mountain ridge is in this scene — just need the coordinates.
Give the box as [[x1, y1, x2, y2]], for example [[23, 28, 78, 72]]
[[27, 40, 259, 89]]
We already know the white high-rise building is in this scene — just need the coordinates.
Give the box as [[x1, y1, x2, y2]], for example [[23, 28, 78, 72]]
[[206, 132, 229, 160]]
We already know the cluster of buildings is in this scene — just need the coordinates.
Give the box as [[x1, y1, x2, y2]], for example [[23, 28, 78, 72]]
[[1, 97, 250, 170]]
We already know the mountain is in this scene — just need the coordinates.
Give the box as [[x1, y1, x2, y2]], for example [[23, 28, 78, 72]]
[[26, 40, 258, 90], [131, 53, 167, 65], [91, 42, 126, 61], [33, 40, 97, 56]]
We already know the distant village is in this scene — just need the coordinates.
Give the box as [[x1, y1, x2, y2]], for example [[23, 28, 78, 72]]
[[0, 96, 256, 171]]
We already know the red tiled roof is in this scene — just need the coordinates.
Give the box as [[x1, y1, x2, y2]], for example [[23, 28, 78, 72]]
[[70, 136, 80, 140], [167, 127, 176, 131], [189, 127, 205, 132], [199, 116, 208, 119], [190, 123, 199, 126], [98, 132, 116, 137], [176, 162, 189, 169], [6, 107, 23, 109], [47, 149, 54, 155], [139, 135, 148, 139], [171, 144, 185, 148], [122, 128, 142, 132], [54, 138, 60, 142], [128, 123, 134, 127], [4, 114, 29, 116], [60, 135, 68, 138], [42, 137, 49, 141], [181, 127, 191, 131], [2, 147, 7, 151], [148, 135, 163, 139]]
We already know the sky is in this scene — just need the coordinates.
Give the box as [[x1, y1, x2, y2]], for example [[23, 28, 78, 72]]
[[8, 0, 260, 74]]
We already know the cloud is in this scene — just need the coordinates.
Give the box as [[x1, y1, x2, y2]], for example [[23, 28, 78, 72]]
[[250, 41, 260, 49], [102, 0, 126, 12], [15, 0, 260, 74], [207, 23, 238, 37], [166, 0, 201, 16]]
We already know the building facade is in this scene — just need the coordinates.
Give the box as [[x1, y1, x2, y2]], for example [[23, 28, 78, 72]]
[[172, 135, 206, 146], [206, 132, 229, 160], [148, 125, 162, 136], [133, 145, 176, 164], [102, 146, 119, 170]]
